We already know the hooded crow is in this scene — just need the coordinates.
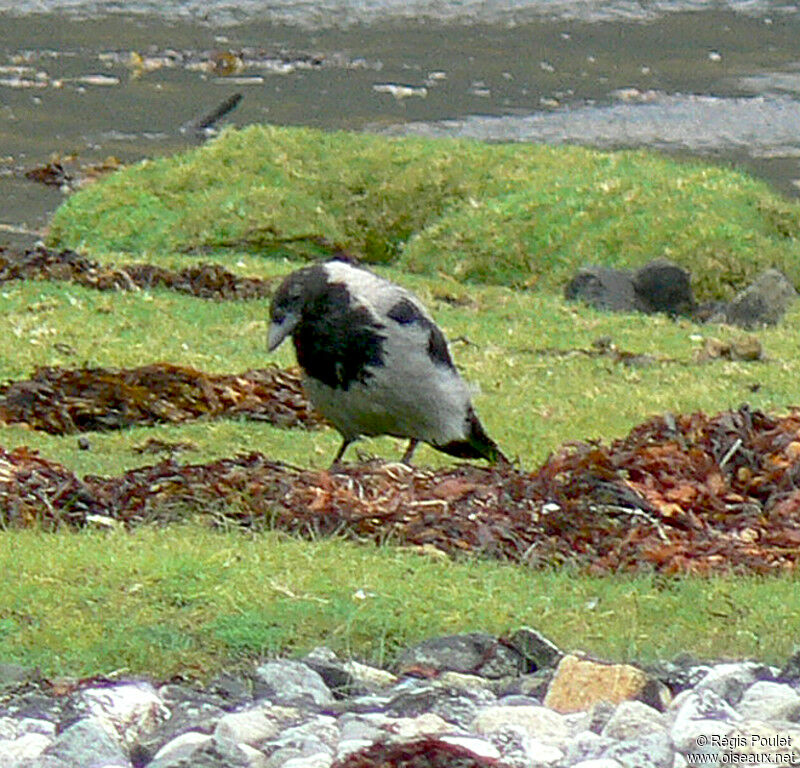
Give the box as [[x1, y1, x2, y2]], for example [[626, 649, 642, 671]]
[[268, 260, 507, 466]]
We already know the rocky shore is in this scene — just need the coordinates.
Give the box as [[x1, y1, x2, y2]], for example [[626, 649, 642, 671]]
[[2, 629, 800, 767]]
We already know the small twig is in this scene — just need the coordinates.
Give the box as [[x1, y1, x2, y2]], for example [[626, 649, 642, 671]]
[[602, 504, 671, 543], [182, 92, 243, 139], [719, 437, 743, 469]]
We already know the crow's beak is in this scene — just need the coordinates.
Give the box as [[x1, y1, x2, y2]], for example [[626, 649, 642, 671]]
[[268, 314, 297, 352]]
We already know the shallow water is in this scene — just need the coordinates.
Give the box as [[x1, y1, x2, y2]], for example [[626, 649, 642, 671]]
[[3, 2, 800, 246]]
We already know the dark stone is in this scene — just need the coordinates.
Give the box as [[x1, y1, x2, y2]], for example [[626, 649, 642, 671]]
[[644, 654, 712, 694], [632, 258, 694, 315], [724, 268, 798, 328], [506, 627, 563, 671], [303, 647, 360, 698], [396, 632, 526, 679], [777, 648, 800, 686], [384, 680, 496, 729], [564, 266, 637, 312]]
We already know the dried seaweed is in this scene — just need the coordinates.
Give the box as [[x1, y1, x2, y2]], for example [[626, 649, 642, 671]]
[[0, 363, 323, 434], [0, 246, 273, 300], [3, 404, 800, 574]]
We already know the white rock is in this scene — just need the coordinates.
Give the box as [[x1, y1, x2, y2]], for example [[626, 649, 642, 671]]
[[385, 712, 451, 740], [17, 718, 56, 738], [571, 760, 624, 768], [440, 734, 501, 759], [736, 681, 800, 721], [280, 753, 333, 768], [472, 705, 570, 747], [602, 700, 666, 740], [239, 741, 270, 767], [336, 738, 375, 760], [0, 731, 52, 761], [255, 660, 334, 708], [214, 705, 282, 745], [82, 682, 169, 747], [152, 730, 211, 762], [521, 736, 564, 764], [0, 718, 18, 740], [343, 659, 397, 689]]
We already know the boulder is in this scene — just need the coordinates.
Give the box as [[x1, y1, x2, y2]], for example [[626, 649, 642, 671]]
[[632, 258, 694, 315], [724, 269, 797, 327], [564, 266, 637, 312]]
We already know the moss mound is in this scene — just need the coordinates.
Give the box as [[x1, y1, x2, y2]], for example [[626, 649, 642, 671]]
[[47, 124, 800, 298]]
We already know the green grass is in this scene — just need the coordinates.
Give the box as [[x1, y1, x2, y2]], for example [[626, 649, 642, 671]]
[[4, 127, 800, 678], [0, 524, 796, 680], [46, 124, 800, 299], [3, 273, 800, 475]]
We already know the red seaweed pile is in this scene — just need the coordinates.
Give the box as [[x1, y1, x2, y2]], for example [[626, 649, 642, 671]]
[[0, 246, 274, 300], [0, 363, 322, 433], [2, 404, 800, 574]]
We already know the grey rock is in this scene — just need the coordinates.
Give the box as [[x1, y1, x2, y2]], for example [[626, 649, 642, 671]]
[[41, 718, 129, 768], [564, 266, 637, 312], [693, 662, 774, 705], [601, 730, 674, 768], [302, 648, 356, 698], [646, 655, 712, 694], [254, 661, 333, 709], [278, 755, 332, 768], [472, 704, 570, 749], [396, 632, 526, 678], [602, 700, 666, 740], [669, 689, 740, 755], [130, 696, 227, 766], [263, 715, 338, 758], [149, 732, 251, 768], [0, 731, 53, 764], [15, 757, 72, 768], [586, 700, 617, 734], [385, 679, 495, 729], [0, 665, 39, 691], [778, 648, 800, 687], [736, 681, 800, 722], [335, 714, 384, 761], [725, 268, 798, 327], [562, 730, 617, 763], [506, 627, 563, 672], [496, 694, 542, 707], [571, 760, 625, 768], [495, 670, 551, 700], [633, 258, 694, 315], [214, 706, 284, 747], [205, 674, 255, 708]]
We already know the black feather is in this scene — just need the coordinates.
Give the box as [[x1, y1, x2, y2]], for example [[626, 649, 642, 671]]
[[435, 406, 507, 464], [293, 280, 386, 391], [387, 297, 455, 370]]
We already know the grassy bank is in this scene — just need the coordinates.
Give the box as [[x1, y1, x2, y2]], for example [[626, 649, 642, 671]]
[[46, 124, 800, 299], [2, 524, 796, 680]]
